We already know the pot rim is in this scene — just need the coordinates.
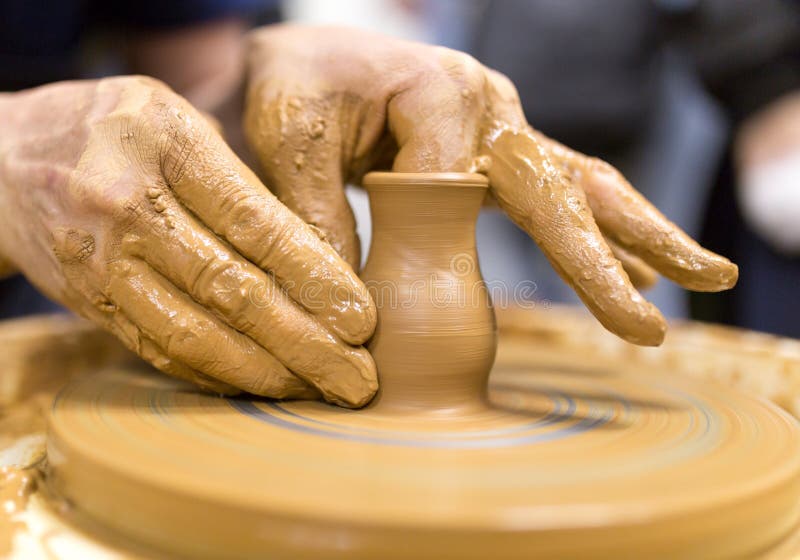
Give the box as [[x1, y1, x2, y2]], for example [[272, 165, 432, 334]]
[[363, 171, 488, 189]]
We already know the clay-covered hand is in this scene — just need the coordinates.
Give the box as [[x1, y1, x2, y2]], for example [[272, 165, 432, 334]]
[[244, 25, 737, 346], [0, 76, 377, 407]]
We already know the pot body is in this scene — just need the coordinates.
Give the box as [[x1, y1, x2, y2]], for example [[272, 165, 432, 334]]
[[360, 172, 496, 413]]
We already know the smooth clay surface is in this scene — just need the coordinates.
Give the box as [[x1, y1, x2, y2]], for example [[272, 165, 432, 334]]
[[360, 172, 495, 413], [43, 174, 800, 559]]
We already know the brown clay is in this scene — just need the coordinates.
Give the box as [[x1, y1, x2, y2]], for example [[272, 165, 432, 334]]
[[360, 172, 495, 413]]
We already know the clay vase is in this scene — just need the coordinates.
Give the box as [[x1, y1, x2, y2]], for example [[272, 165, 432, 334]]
[[360, 172, 496, 414]]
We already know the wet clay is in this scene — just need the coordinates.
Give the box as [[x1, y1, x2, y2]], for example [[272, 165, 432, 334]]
[[43, 174, 800, 559], [360, 173, 495, 413]]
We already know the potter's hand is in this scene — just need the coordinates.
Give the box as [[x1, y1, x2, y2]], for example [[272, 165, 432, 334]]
[[245, 26, 737, 346], [0, 77, 377, 407]]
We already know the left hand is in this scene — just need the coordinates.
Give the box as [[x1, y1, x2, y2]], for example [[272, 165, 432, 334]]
[[0, 76, 377, 407], [243, 25, 738, 346]]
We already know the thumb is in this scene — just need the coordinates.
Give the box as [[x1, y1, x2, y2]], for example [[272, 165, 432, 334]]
[[244, 90, 361, 270]]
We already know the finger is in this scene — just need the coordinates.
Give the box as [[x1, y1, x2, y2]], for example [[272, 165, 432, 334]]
[[106, 258, 316, 399], [139, 337, 243, 396], [606, 238, 659, 291], [388, 49, 487, 173], [532, 131, 738, 292], [123, 201, 378, 408], [101, 305, 241, 395], [159, 102, 376, 345], [244, 90, 362, 269], [482, 124, 666, 346], [485, 68, 528, 128]]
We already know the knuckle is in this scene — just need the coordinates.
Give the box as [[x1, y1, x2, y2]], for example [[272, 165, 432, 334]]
[[52, 227, 96, 265], [138, 338, 174, 372], [162, 315, 210, 358], [459, 56, 487, 86], [247, 371, 287, 398], [587, 156, 617, 177], [93, 108, 152, 155], [105, 74, 167, 93], [440, 50, 486, 93], [222, 193, 283, 261], [78, 177, 160, 235], [259, 216, 297, 268], [245, 91, 335, 170], [286, 337, 336, 375], [489, 69, 520, 100], [157, 118, 201, 186], [113, 90, 208, 187], [104, 314, 144, 356], [196, 262, 255, 322]]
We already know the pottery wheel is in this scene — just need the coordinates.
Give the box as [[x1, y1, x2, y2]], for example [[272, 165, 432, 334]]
[[47, 343, 800, 560]]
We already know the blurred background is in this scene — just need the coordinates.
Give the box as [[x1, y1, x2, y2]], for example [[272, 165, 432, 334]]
[[2, 0, 799, 337]]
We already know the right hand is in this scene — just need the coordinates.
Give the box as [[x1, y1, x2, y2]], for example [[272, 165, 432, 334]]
[[244, 26, 736, 346], [0, 76, 377, 407]]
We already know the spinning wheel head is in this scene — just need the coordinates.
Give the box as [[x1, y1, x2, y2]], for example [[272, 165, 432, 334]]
[[47, 353, 800, 559]]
